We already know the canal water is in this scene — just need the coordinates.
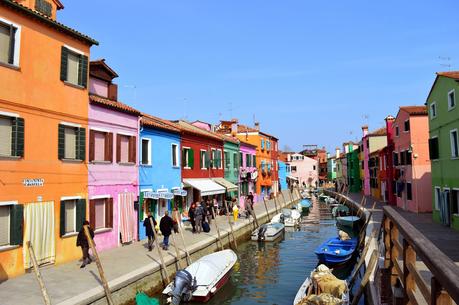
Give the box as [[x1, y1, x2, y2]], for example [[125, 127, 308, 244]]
[[152, 196, 360, 305]]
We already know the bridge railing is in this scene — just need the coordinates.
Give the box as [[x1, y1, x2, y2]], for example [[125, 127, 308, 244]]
[[383, 205, 459, 305]]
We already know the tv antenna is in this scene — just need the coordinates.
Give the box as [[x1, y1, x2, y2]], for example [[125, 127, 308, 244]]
[[439, 56, 452, 70]]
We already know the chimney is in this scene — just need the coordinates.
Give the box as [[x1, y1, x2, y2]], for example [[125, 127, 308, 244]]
[[335, 147, 340, 159], [385, 115, 395, 145], [254, 122, 260, 131], [231, 118, 238, 136], [362, 125, 369, 137], [108, 83, 118, 101]]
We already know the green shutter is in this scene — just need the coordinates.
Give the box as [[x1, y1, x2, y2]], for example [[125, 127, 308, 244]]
[[11, 117, 24, 157], [10, 204, 23, 245], [59, 201, 65, 237], [189, 148, 194, 169], [182, 148, 186, 168], [76, 199, 86, 232], [205, 150, 210, 168], [58, 124, 65, 159], [60, 46, 68, 81], [77, 128, 86, 161], [79, 55, 88, 88], [253, 155, 256, 167], [139, 192, 144, 220]]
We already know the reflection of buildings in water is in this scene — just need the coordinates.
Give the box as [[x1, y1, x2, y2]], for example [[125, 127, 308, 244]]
[[255, 241, 281, 286]]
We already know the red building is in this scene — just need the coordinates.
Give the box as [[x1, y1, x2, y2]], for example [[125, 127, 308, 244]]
[[384, 115, 396, 205], [174, 120, 226, 206]]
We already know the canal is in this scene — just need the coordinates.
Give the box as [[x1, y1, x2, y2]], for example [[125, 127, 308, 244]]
[[151, 196, 360, 305]]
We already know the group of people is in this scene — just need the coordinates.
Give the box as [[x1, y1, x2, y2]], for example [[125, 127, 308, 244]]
[[143, 210, 179, 251]]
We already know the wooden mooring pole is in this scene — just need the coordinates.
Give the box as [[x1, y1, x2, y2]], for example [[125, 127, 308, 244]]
[[83, 225, 115, 305], [170, 231, 184, 270], [223, 200, 238, 249], [148, 218, 170, 286], [27, 241, 51, 305], [210, 207, 224, 251], [262, 198, 270, 220], [351, 250, 379, 305], [174, 211, 192, 266]]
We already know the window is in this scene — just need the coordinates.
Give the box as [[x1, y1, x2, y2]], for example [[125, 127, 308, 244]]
[[246, 153, 251, 167], [404, 120, 410, 132], [434, 187, 441, 210], [452, 189, 459, 215], [291, 166, 297, 173], [211, 149, 222, 169], [116, 134, 136, 164], [393, 152, 399, 166], [233, 152, 238, 169], [261, 139, 265, 150], [35, 0, 52, 17], [313, 165, 316, 170], [200, 150, 208, 169], [252, 155, 256, 167], [217, 149, 222, 169], [239, 152, 243, 167], [0, 203, 23, 246], [395, 126, 399, 137], [60, 46, 88, 87], [406, 182, 412, 200], [89, 130, 113, 163], [400, 150, 406, 165], [0, 115, 24, 157], [59, 199, 85, 237], [64, 200, 75, 234], [448, 90, 456, 110], [171, 144, 179, 167], [266, 141, 270, 151], [0, 20, 20, 66], [89, 198, 113, 231], [429, 137, 439, 160], [430, 102, 437, 119], [450, 129, 458, 158], [406, 150, 412, 165], [224, 151, 230, 168], [182, 147, 194, 169], [140, 138, 151, 165], [58, 124, 85, 161]]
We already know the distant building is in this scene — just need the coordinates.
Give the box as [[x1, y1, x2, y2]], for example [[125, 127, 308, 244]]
[[347, 143, 361, 193], [285, 153, 319, 188], [361, 126, 387, 196]]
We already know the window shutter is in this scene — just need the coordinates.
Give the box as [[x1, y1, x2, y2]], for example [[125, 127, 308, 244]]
[[129, 136, 137, 163], [189, 148, 194, 169], [8, 25, 16, 65], [182, 148, 186, 168], [60, 46, 68, 81], [105, 133, 113, 162], [10, 204, 23, 245], [76, 199, 86, 232], [58, 124, 65, 159], [79, 55, 88, 88], [253, 155, 256, 166], [77, 128, 86, 161], [11, 117, 24, 157], [59, 201, 65, 237], [205, 150, 210, 168], [89, 130, 95, 161], [105, 198, 113, 228], [116, 135, 121, 163], [89, 200, 96, 229]]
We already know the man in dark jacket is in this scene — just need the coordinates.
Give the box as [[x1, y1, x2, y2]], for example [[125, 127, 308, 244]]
[[143, 212, 157, 251], [76, 220, 94, 268], [159, 210, 174, 250], [188, 203, 196, 233]]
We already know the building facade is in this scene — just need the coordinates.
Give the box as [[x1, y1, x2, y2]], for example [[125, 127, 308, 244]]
[[0, 0, 97, 280], [361, 126, 387, 196], [238, 141, 257, 208], [347, 145, 361, 193], [286, 153, 319, 189]]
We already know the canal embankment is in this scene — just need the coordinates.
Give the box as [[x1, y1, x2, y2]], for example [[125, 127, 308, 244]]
[[0, 189, 301, 305]]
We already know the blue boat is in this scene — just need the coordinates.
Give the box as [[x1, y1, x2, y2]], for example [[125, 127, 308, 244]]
[[314, 237, 358, 265], [298, 199, 312, 213]]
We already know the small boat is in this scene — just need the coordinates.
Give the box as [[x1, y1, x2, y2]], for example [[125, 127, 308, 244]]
[[336, 215, 361, 228], [300, 191, 311, 199], [318, 194, 329, 202], [298, 199, 312, 213], [314, 237, 358, 265], [325, 197, 338, 205], [163, 249, 237, 304], [271, 209, 301, 227], [293, 265, 349, 305], [251, 222, 285, 241], [332, 205, 349, 217]]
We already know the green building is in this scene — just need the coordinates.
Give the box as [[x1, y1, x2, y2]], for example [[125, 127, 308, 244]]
[[347, 146, 361, 193], [327, 155, 337, 182], [426, 71, 459, 230], [223, 138, 240, 198]]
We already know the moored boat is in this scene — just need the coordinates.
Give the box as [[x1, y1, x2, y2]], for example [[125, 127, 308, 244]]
[[332, 205, 349, 217], [314, 237, 358, 265], [271, 209, 301, 227], [298, 199, 312, 213], [336, 215, 360, 228], [251, 222, 285, 241], [163, 249, 237, 304]]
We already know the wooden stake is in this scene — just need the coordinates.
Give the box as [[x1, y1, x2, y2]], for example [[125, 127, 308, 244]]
[[248, 201, 259, 228], [351, 250, 379, 305], [170, 231, 184, 270], [27, 241, 51, 305], [223, 200, 238, 249], [148, 218, 170, 285], [349, 230, 377, 288], [272, 195, 279, 214], [280, 192, 287, 212], [210, 207, 224, 251], [262, 198, 270, 220], [83, 225, 115, 305], [174, 211, 192, 266]]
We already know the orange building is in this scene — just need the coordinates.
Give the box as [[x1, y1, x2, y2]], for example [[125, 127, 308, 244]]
[[0, 0, 97, 280]]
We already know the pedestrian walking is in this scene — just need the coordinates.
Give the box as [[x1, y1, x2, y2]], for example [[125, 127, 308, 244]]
[[195, 202, 204, 233], [160, 211, 174, 250], [172, 207, 180, 233], [188, 203, 196, 233], [76, 220, 94, 268], [205, 200, 213, 224], [143, 212, 157, 252], [247, 192, 254, 210]]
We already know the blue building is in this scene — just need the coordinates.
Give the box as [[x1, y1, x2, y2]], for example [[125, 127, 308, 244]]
[[278, 161, 288, 191], [138, 115, 183, 240]]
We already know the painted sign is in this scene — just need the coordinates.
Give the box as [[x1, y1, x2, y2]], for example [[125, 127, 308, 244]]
[[143, 191, 159, 199], [173, 189, 188, 197], [159, 192, 174, 200], [23, 178, 44, 187]]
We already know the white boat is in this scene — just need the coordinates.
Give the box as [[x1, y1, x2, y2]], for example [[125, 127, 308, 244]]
[[163, 249, 237, 305], [271, 209, 301, 227], [293, 265, 349, 305], [251, 222, 285, 241], [300, 191, 311, 199]]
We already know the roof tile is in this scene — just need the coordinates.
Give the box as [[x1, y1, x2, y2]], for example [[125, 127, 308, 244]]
[[89, 94, 140, 115]]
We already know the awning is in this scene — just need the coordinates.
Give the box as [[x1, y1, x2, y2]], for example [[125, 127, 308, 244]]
[[183, 179, 226, 196], [287, 176, 299, 181], [211, 177, 238, 192]]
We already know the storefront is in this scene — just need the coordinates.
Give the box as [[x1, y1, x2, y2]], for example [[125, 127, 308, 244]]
[[182, 178, 226, 207]]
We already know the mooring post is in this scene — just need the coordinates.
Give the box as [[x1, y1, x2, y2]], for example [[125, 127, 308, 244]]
[[174, 210, 192, 266], [210, 207, 224, 250], [27, 241, 51, 305], [148, 218, 170, 286], [223, 200, 238, 249]]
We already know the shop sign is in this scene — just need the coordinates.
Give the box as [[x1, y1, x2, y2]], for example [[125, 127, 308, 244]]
[[173, 189, 188, 196], [23, 178, 44, 187], [159, 192, 174, 199], [143, 191, 159, 199]]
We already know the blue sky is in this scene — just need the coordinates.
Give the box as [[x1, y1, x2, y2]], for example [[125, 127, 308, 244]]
[[61, 0, 459, 152]]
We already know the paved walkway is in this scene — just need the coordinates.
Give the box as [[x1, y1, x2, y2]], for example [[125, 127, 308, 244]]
[[0, 190, 298, 305]]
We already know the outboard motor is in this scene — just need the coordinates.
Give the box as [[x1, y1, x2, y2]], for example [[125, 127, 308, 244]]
[[257, 224, 267, 241], [279, 213, 285, 224], [169, 269, 195, 305]]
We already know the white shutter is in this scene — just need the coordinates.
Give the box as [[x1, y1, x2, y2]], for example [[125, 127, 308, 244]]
[[0, 205, 10, 246], [0, 24, 10, 64], [0, 117, 12, 156], [64, 127, 76, 159], [66, 52, 79, 85], [64, 201, 75, 234]]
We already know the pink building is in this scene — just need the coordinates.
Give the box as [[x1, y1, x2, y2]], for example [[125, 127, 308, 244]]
[[392, 106, 432, 212], [239, 141, 258, 207], [87, 60, 140, 252], [286, 153, 319, 188], [362, 126, 387, 196]]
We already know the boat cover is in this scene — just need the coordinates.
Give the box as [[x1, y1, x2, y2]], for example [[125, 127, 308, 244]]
[[186, 249, 237, 286]]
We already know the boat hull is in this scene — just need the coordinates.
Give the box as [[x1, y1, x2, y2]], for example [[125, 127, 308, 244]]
[[314, 237, 357, 265], [336, 216, 360, 228], [293, 277, 349, 305], [251, 223, 285, 242], [190, 268, 233, 302]]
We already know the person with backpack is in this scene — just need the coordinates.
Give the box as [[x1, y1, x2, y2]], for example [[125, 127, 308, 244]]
[[194, 202, 204, 233], [159, 210, 174, 250], [143, 212, 157, 252]]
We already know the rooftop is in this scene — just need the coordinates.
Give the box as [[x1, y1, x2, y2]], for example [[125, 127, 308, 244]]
[[437, 71, 459, 80], [89, 94, 140, 115], [367, 127, 387, 137], [141, 114, 180, 133], [399, 106, 428, 116]]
